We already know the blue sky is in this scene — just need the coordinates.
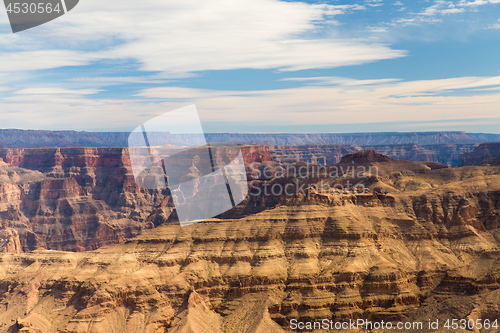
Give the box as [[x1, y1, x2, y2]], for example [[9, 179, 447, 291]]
[[1, 0, 500, 133]]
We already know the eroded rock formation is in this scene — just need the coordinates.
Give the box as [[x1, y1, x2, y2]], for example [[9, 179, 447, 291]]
[[459, 142, 500, 166], [0, 146, 274, 253], [268, 144, 479, 167], [0, 150, 499, 332]]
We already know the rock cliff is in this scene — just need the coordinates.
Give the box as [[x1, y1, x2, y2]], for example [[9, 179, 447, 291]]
[[0, 129, 489, 167], [2, 129, 500, 148], [267, 144, 478, 168], [0, 152, 499, 331], [0, 146, 273, 253], [459, 142, 500, 166], [0, 148, 169, 252]]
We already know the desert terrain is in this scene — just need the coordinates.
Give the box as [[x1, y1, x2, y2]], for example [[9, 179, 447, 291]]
[[0, 146, 499, 332]]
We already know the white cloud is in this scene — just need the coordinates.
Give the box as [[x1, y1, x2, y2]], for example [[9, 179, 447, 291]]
[[0, 50, 93, 72], [70, 76, 174, 86], [392, 16, 442, 26], [0, 0, 404, 75], [369, 27, 389, 32], [420, 1, 466, 16], [281, 76, 401, 86], [489, 18, 500, 28], [2, 75, 500, 131], [15, 88, 100, 95], [120, 75, 500, 128], [440, 8, 466, 13], [0, 85, 13, 93], [458, 0, 500, 6], [135, 87, 256, 99], [365, 0, 384, 7], [384, 0, 498, 31]]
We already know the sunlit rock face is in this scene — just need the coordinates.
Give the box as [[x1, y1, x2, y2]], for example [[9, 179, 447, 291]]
[[268, 143, 480, 167], [459, 142, 500, 166], [0, 146, 274, 252], [0, 148, 500, 332], [0, 148, 166, 252]]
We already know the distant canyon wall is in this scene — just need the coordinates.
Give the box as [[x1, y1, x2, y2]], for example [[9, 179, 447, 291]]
[[0, 146, 273, 252], [0, 157, 500, 331], [0, 144, 499, 254], [2, 129, 500, 148], [267, 143, 479, 167], [459, 142, 500, 166], [3, 129, 499, 167]]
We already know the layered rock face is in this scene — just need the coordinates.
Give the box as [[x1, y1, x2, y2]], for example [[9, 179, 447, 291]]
[[0, 148, 171, 252], [0, 129, 486, 167], [0, 152, 499, 332], [268, 145, 358, 165], [459, 142, 500, 166], [3, 129, 500, 148], [362, 144, 478, 167], [268, 144, 478, 167], [0, 146, 273, 253]]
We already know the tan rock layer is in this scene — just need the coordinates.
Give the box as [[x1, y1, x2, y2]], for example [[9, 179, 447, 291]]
[[0, 168, 500, 331]]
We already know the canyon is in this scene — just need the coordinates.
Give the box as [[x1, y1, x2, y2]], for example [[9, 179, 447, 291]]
[[4, 129, 500, 168], [268, 143, 479, 167], [0, 146, 273, 253], [0, 147, 500, 332], [459, 142, 500, 167], [2, 129, 500, 148]]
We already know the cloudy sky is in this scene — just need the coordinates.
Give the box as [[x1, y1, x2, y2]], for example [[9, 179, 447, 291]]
[[1, 0, 500, 133]]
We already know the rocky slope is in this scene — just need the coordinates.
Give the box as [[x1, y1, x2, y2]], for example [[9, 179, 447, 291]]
[[2, 129, 493, 167], [268, 144, 478, 167], [0, 146, 273, 253], [459, 142, 500, 166], [0, 152, 499, 332], [361, 144, 478, 167], [0, 148, 168, 253], [208, 131, 498, 145], [2, 129, 500, 148], [268, 145, 358, 165]]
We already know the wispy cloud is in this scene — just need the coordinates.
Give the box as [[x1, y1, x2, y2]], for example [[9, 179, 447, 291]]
[[1, 0, 499, 134], [69, 76, 175, 86], [380, 0, 498, 31], [0, 0, 405, 76], [2, 75, 500, 131], [420, 1, 466, 16], [488, 18, 500, 28], [0, 50, 94, 72], [281, 76, 401, 86], [458, 0, 500, 7], [365, 0, 384, 7], [15, 88, 100, 95]]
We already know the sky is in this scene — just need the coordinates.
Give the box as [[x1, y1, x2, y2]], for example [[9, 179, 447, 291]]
[[0, 0, 500, 133]]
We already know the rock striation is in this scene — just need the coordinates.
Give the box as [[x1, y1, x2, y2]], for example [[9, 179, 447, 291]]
[[459, 142, 500, 166], [268, 144, 479, 168], [0, 146, 274, 253], [268, 145, 358, 165], [2, 129, 500, 148], [0, 152, 500, 332], [0, 148, 173, 252], [0, 129, 489, 167]]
